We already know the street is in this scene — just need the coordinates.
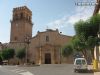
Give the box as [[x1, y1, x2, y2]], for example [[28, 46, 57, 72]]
[[0, 66, 19, 75], [0, 64, 94, 75]]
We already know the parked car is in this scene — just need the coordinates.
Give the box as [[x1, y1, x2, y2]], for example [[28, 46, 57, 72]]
[[74, 58, 88, 72], [3, 60, 8, 65]]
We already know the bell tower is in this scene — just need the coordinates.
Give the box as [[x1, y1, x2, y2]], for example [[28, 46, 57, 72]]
[[10, 6, 33, 43]]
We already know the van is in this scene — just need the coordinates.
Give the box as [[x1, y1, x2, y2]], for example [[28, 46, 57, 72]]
[[74, 58, 88, 72]]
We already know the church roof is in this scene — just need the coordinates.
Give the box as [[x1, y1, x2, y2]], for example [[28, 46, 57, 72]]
[[13, 6, 32, 14], [32, 29, 72, 39]]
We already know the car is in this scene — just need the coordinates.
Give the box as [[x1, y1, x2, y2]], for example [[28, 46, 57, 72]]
[[3, 60, 8, 65], [74, 58, 88, 72]]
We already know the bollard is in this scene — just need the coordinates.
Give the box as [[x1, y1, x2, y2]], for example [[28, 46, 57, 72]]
[[93, 59, 98, 71]]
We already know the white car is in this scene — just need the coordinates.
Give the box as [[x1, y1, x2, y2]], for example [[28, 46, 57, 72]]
[[74, 58, 88, 72]]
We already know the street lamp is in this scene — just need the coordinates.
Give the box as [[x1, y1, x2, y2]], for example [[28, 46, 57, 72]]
[[60, 32, 62, 64], [24, 35, 31, 64], [38, 34, 42, 64]]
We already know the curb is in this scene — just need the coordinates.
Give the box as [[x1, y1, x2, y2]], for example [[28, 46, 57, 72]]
[[93, 69, 100, 72], [18, 64, 40, 67]]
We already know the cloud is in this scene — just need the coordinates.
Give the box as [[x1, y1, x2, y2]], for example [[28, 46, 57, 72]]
[[67, 6, 94, 24], [46, 6, 95, 35], [47, 16, 68, 29]]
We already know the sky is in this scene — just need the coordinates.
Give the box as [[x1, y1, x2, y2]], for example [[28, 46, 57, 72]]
[[0, 0, 96, 43]]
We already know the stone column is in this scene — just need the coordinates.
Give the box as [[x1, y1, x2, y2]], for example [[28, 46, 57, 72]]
[[39, 47, 42, 64], [52, 47, 55, 64], [36, 49, 39, 64]]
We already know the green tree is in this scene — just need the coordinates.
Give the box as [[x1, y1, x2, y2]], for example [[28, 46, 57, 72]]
[[88, 14, 100, 38], [62, 14, 100, 59], [74, 20, 89, 40], [86, 36, 99, 59], [73, 14, 100, 59], [71, 36, 87, 58], [2, 48, 15, 64], [0, 52, 3, 64], [62, 44, 73, 57], [16, 48, 26, 61], [74, 14, 100, 40]]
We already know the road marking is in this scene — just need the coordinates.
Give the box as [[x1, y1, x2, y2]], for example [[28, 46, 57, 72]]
[[11, 69, 26, 73], [11, 69, 20, 71], [11, 68, 34, 75], [19, 71, 34, 75]]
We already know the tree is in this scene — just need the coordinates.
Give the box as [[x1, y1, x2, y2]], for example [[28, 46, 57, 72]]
[[16, 48, 26, 62], [86, 36, 99, 59], [62, 14, 100, 59], [73, 14, 100, 59], [75, 14, 100, 40], [1, 48, 15, 64], [0, 52, 3, 65], [71, 36, 88, 58], [62, 44, 73, 57], [74, 20, 89, 40]]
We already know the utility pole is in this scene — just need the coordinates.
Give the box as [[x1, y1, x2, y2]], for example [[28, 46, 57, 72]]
[[25, 36, 31, 64]]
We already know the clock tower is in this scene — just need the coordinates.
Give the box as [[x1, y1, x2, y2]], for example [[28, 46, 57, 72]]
[[10, 6, 33, 43]]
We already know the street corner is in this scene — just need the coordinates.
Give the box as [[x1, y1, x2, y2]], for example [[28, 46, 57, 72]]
[[94, 71, 100, 75]]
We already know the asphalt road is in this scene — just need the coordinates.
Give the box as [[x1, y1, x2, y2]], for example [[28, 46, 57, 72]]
[[0, 66, 18, 75], [23, 64, 94, 75], [0, 64, 94, 75]]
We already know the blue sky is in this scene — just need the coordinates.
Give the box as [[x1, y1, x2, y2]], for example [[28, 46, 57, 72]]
[[0, 0, 95, 43]]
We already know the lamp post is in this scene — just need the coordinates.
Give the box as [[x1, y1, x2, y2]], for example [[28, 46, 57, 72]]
[[39, 47, 42, 64], [25, 35, 31, 64], [38, 34, 42, 64], [60, 32, 62, 64]]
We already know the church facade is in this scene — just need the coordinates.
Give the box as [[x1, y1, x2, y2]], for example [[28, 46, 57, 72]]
[[8, 6, 72, 64], [28, 29, 72, 64]]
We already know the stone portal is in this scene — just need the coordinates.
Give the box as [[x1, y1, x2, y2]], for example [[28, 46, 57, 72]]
[[45, 53, 51, 64]]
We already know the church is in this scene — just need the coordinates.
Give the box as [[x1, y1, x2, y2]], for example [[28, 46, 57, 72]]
[[7, 6, 72, 64]]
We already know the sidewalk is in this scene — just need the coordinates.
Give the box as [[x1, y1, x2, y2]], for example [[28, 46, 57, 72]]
[[94, 63, 100, 75], [88, 64, 100, 75], [94, 68, 100, 75], [88, 65, 93, 70], [94, 72, 100, 75]]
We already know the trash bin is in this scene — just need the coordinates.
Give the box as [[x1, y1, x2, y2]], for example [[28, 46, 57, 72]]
[[93, 59, 98, 71]]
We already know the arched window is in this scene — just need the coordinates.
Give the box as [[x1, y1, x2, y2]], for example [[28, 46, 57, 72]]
[[20, 13, 23, 18], [14, 36, 18, 41], [46, 36, 49, 42], [14, 14, 18, 20]]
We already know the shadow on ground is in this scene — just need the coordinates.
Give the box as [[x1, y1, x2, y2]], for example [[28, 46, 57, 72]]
[[78, 69, 94, 73]]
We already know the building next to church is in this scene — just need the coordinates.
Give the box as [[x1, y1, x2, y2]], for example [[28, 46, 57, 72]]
[[93, 0, 100, 15], [93, 0, 100, 69], [6, 6, 72, 64]]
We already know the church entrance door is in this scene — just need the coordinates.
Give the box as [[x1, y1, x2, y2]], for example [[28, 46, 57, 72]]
[[45, 53, 51, 64]]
